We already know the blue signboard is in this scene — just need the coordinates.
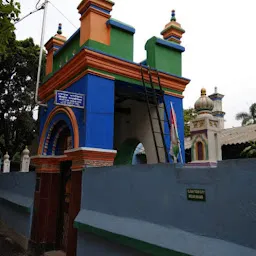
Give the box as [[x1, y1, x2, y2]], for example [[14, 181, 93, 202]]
[[55, 90, 85, 109]]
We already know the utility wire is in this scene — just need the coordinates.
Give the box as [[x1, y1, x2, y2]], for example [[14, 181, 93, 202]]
[[15, 4, 44, 25], [49, 1, 78, 29], [0, 4, 44, 35]]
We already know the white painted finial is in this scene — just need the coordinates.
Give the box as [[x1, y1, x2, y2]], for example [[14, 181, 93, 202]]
[[214, 87, 218, 93]]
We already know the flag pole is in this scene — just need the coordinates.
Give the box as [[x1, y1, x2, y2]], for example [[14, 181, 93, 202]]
[[170, 102, 184, 164]]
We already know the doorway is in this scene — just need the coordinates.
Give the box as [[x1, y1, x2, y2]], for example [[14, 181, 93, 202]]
[[56, 160, 72, 252]]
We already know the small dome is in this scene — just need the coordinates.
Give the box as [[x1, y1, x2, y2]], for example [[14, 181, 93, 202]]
[[4, 152, 9, 160], [194, 88, 214, 114], [23, 146, 30, 155]]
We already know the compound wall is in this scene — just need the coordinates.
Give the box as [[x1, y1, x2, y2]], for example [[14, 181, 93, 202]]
[[75, 159, 256, 255], [0, 172, 35, 250]]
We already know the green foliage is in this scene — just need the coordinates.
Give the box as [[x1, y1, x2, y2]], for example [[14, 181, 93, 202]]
[[184, 108, 197, 137], [241, 141, 256, 158], [0, 0, 20, 54], [236, 103, 256, 126], [0, 37, 45, 158]]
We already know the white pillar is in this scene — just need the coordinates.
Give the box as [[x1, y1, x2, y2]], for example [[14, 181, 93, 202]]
[[3, 152, 10, 173], [20, 146, 30, 172]]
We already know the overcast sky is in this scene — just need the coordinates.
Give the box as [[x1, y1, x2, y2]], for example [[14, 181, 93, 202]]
[[15, 0, 256, 128]]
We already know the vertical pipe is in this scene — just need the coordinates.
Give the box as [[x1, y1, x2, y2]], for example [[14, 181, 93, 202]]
[[35, 0, 48, 107]]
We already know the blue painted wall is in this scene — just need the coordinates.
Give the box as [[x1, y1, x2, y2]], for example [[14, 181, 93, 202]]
[[39, 74, 115, 153], [0, 172, 35, 238], [164, 94, 185, 163], [39, 76, 87, 152], [77, 159, 256, 253], [85, 74, 115, 149]]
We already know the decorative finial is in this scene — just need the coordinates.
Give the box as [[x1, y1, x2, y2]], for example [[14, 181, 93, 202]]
[[4, 152, 9, 160], [201, 88, 206, 96], [171, 10, 176, 22], [23, 146, 30, 155], [214, 86, 218, 94], [57, 23, 62, 35]]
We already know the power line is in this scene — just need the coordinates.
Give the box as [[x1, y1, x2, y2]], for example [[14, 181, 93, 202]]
[[49, 1, 78, 29], [0, 3, 45, 35], [15, 4, 45, 25]]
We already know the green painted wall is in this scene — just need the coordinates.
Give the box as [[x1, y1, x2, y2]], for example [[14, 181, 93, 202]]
[[114, 138, 140, 165], [50, 19, 134, 75], [74, 221, 192, 256], [84, 27, 133, 61], [145, 37, 182, 76], [52, 30, 81, 73], [110, 27, 133, 60]]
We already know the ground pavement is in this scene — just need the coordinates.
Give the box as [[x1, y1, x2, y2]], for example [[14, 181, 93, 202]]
[[0, 234, 26, 256]]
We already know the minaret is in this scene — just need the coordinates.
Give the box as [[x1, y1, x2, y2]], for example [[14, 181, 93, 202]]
[[190, 88, 222, 164], [45, 23, 66, 75], [208, 87, 225, 129], [161, 10, 185, 44]]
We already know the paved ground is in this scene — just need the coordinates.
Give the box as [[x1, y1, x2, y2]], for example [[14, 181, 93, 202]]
[[44, 251, 66, 256], [0, 234, 26, 256]]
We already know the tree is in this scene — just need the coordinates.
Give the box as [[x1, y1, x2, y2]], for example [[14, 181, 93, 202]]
[[241, 141, 256, 158], [184, 108, 197, 137], [0, 0, 20, 54], [0, 37, 45, 159], [236, 103, 256, 126]]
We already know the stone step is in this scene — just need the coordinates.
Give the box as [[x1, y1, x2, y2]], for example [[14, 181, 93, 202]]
[[43, 251, 66, 256]]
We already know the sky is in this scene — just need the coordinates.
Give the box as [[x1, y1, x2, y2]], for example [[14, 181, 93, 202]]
[[15, 0, 256, 128]]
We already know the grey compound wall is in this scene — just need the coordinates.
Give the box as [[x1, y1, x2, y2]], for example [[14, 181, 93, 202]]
[[78, 158, 256, 253], [0, 172, 36, 242]]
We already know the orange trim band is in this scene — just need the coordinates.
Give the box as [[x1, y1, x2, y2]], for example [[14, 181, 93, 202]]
[[38, 107, 79, 155], [164, 90, 184, 99], [39, 48, 190, 101]]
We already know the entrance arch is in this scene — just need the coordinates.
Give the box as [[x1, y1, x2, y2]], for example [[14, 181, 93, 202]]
[[38, 107, 79, 155], [114, 138, 147, 165]]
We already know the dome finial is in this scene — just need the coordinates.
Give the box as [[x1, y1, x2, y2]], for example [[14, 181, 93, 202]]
[[57, 23, 62, 35], [171, 10, 176, 22], [4, 152, 9, 160], [201, 88, 206, 96]]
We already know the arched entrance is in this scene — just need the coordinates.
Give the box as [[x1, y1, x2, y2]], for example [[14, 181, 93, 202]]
[[43, 120, 73, 156], [114, 138, 147, 165], [38, 106, 79, 155]]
